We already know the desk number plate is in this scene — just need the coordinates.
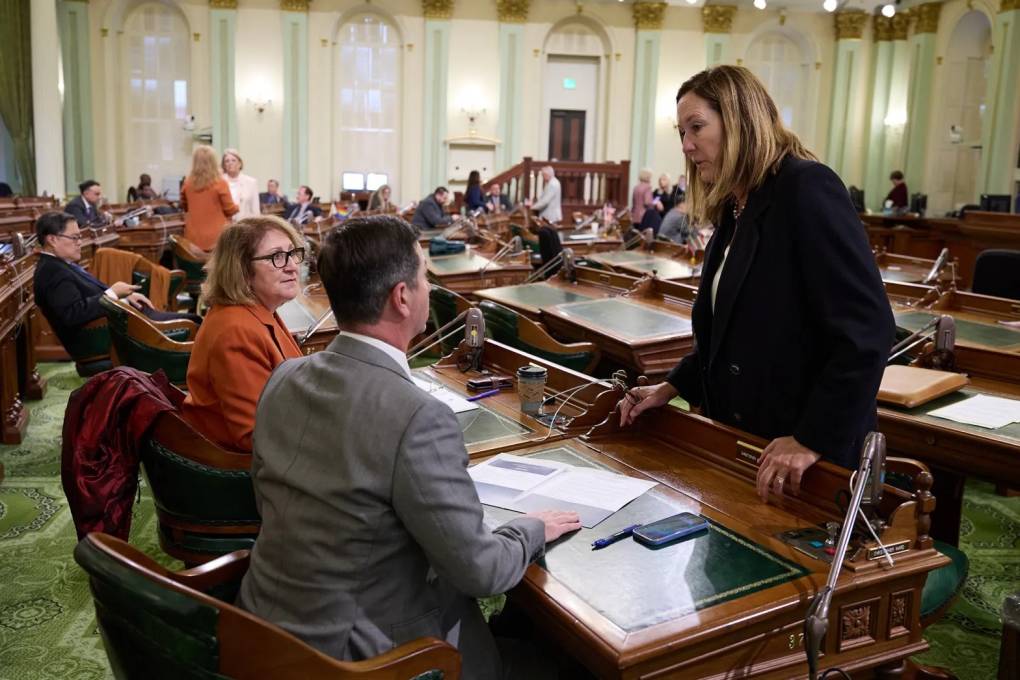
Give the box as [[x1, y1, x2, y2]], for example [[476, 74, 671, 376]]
[[735, 440, 762, 468], [867, 540, 909, 561]]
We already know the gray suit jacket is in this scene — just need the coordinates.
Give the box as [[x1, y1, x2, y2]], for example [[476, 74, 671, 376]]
[[531, 177, 561, 224], [237, 335, 546, 679]]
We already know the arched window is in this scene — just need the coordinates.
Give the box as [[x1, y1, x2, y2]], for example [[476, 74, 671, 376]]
[[744, 32, 808, 137], [335, 13, 401, 199], [121, 2, 191, 198]]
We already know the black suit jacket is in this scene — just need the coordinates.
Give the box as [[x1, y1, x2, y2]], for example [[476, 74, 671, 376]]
[[65, 195, 101, 227], [33, 254, 108, 350], [284, 203, 322, 222], [665, 156, 894, 468]]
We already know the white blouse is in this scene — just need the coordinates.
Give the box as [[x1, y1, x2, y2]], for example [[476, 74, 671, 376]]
[[224, 172, 260, 220]]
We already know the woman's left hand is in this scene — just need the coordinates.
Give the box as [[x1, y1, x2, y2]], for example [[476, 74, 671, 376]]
[[755, 436, 821, 503]]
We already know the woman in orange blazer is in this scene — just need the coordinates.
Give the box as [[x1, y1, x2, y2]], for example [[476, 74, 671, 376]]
[[180, 145, 239, 251], [181, 216, 306, 452]]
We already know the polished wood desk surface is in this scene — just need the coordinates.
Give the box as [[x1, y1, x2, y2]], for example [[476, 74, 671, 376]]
[[0, 251, 47, 445], [874, 251, 939, 284], [425, 247, 533, 297], [452, 359, 948, 679], [113, 213, 185, 263], [587, 246, 700, 283]]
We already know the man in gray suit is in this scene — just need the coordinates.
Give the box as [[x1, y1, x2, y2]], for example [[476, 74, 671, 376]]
[[525, 166, 562, 224], [411, 185, 457, 232], [237, 214, 581, 679]]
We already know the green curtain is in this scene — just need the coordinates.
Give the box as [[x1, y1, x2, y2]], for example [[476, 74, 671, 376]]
[[0, 0, 36, 195]]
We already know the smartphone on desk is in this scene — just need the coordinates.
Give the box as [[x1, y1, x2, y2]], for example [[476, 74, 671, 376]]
[[633, 512, 709, 547]]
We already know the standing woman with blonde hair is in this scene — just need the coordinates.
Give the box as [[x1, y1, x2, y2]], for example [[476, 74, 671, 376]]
[[181, 145, 239, 251], [620, 66, 893, 501], [222, 148, 260, 219]]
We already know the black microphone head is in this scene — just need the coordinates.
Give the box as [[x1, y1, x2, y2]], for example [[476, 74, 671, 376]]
[[862, 431, 886, 506], [465, 308, 484, 348]]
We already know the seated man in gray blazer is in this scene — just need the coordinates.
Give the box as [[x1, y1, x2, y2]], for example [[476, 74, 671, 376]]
[[237, 214, 581, 679]]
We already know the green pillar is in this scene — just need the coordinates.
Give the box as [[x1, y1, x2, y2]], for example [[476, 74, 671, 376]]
[[702, 5, 735, 66], [826, 11, 868, 182], [421, 14, 451, 195], [58, 0, 95, 194], [281, 3, 309, 197], [628, 3, 667, 187], [864, 13, 910, 212], [496, 12, 525, 172], [210, 2, 238, 151], [979, 0, 1020, 197], [903, 2, 941, 195]]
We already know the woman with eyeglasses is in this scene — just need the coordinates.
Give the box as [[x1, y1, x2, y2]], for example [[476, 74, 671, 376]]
[[181, 216, 306, 452]]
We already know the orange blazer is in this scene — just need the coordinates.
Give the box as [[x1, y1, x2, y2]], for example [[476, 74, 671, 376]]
[[180, 177, 239, 251], [181, 303, 302, 452]]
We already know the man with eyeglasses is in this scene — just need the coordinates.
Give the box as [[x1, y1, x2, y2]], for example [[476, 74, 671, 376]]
[[33, 212, 199, 361]]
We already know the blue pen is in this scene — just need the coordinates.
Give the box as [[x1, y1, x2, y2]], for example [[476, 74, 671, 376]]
[[591, 524, 641, 550], [467, 388, 500, 402]]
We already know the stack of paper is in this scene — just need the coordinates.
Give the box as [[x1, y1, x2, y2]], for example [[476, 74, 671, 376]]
[[470, 453, 656, 527], [412, 376, 478, 414], [927, 394, 1020, 429]]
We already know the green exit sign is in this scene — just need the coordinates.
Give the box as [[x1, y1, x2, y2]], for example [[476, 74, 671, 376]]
[[562, 78, 576, 90]]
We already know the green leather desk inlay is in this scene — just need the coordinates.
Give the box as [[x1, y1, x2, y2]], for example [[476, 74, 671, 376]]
[[482, 283, 595, 310], [554, 298, 692, 340], [483, 447, 810, 632], [895, 311, 1020, 349], [428, 251, 502, 275], [590, 251, 695, 280], [890, 388, 1020, 445], [458, 404, 532, 445]]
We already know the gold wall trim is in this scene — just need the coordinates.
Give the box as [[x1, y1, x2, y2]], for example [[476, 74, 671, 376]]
[[633, 2, 668, 30], [209, 0, 238, 9], [834, 10, 867, 40], [702, 5, 736, 34], [914, 2, 942, 33], [496, 0, 529, 23], [422, 0, 454, 19]]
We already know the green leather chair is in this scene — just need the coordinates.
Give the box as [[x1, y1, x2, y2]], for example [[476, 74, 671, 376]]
[[428, 285, 472, 356], [169, 234, 208, 310], [100, 297, 196, 386], [74, 532, 461, 680], [140, 404, 261, 567], [132, 266, 187, 311], [65, 317, 113, 377], [478, 300, 600, 374]]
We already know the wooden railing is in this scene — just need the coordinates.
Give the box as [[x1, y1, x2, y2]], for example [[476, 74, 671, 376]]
[[488, 156, 630, 218]]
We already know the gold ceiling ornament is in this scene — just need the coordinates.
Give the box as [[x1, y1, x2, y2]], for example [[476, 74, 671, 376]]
[[890, 11, 910, 39], [872, 14, 893, 40], [633, 2, 668, 29], [1001, 0, 1019, 11], [422, 0, 454, 19], [913, 2, 942, 33], [209, 0, 238, 9], [280, 0, 310, 10], [834, 10, 867, 40], [702, 5, 736, 34], [496, 0, 529, 23]]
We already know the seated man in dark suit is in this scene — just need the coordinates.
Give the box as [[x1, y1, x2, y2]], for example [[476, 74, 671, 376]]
[[283, 185, 322, 224], [237, 215, 580, 678], [65, 180, 112, 227], [32, 212, 199, 354], [410, 186, 456, 232], [484, 182, 514, 214], [259, 179, 287, 205]]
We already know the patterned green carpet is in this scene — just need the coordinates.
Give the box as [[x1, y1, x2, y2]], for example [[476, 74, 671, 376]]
[[0, 363, 1016, 679]]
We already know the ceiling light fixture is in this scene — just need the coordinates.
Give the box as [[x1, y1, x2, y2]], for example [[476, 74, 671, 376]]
[[881, 3, 895, 16], [685, 0, 698, 5], [754, 0, 767, 9], [823, 0, 838, 12]]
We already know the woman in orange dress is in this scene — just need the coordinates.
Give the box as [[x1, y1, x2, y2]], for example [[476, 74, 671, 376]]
[[181, 216, 306, 452], [180, 145, 238, 251]]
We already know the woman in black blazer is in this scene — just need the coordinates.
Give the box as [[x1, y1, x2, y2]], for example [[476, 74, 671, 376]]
[[620, 66, 894, 503]]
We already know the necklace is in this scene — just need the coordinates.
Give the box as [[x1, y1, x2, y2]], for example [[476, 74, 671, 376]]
[[732, 199, 746, 221]]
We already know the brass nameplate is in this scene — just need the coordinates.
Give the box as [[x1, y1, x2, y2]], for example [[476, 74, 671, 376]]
[[867, 540, 910, 561], [736, 440, 762, 468]]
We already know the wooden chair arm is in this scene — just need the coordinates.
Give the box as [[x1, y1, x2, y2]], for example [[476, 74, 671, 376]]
[[343, 637, 461, 680], [142, 315, 199, 339], [517, 317, 597, 355], [170, 550, 251, 592], [126, 315, 196, 350]]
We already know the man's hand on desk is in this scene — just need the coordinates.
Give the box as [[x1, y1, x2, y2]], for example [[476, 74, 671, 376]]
[[755, 436, 821, 503], [526, 510, 582, 542], [618, 382, 678, 427]]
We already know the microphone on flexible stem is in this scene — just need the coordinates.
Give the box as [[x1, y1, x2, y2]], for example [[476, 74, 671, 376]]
[[923, 247, 949, 285], [462, 308, 485, 372], [562, 248, 576, 283], [934, 315, 956, 354]]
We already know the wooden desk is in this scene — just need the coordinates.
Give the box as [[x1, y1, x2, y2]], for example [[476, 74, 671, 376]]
[[113, 213, 185, 263], [276, 288, 338, 355], [458, 369, 948, 679], [558, 230, 624, 256], [875, 251, 939, 284], [587, 247, 700, 283], [0, 251, 47, 445], [426, 249, 532, 297], [473, 266, 641, 321]]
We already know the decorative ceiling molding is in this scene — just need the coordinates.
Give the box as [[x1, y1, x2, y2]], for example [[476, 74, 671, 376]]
[[280, 0, 310, 11], [702, 5, 736, 34], [422, 0, 454, 19], [209, 0, 238, 9], [890, 11, 910, 40], [872, 14, 893, 40], [914, 2, 942, 33], [834, 10, 867, 40], [1001, 0, 1019, 12], [633, 2, 668, 30], [496, 0, 529, 23]]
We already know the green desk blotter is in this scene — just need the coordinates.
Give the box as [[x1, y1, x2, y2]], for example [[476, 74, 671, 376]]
[[555, 298, 692, 340], [896, 311, 1020, 349], [483, 447, 809, 632], [458, 405, 532, 445], [429, 251, 501, 274], [592, 250, 695, 280], [891, 388, 1020, 445], [483, 283, 595, 310]]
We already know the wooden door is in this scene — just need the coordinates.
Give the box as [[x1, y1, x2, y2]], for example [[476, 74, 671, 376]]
[[548, 110, 585, 162]]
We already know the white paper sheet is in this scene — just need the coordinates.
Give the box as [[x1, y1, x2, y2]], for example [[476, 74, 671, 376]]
[[412, 376, 478, 414], [523, 466, 656, 513], [927, 394, 1020, 429], [469, 454, 568, 494]]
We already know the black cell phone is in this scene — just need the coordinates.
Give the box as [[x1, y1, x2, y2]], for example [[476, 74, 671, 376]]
[[466, 375, 513, 392], [633, 512, 709, 546]]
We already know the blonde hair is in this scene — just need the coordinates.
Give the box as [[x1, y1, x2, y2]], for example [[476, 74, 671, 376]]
[[676, 65, 816, 224], [221, 148, 244, 172], [202, 216, 303, 306], [189, 145, 222, 191], [638, 168, 653, 183]]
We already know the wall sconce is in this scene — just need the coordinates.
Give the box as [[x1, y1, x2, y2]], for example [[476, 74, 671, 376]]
[[462, 107, 486, 136], [884, 110, 908, 127], [247, 98, 272, 114]]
